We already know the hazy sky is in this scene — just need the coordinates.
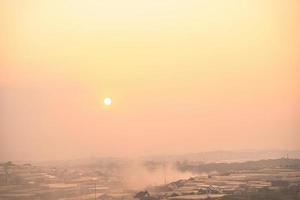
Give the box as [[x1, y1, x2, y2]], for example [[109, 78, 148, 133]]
[[1, 0, 299, 161]]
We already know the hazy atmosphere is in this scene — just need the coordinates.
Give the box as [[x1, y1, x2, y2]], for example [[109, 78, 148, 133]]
[[1, 0, 300, 161]]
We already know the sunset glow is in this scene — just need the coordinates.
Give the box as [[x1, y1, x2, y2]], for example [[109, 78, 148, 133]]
[[104, 97, 112, 106], [0, 0, 299, 161]]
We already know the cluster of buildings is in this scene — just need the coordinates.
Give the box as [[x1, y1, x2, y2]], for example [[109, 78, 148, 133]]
[[1, 159, 300, 200], [0, 161, 131, 200], [145, 167, 300, 200]]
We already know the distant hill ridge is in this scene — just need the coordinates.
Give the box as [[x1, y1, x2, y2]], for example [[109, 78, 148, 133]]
[[176, 158, 300, 173]]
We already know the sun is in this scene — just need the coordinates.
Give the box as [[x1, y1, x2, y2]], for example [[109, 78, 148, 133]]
[[103, 97, 112, 106]]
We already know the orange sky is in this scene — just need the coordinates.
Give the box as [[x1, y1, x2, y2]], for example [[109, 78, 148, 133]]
[[0, 0, 299, 161]]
